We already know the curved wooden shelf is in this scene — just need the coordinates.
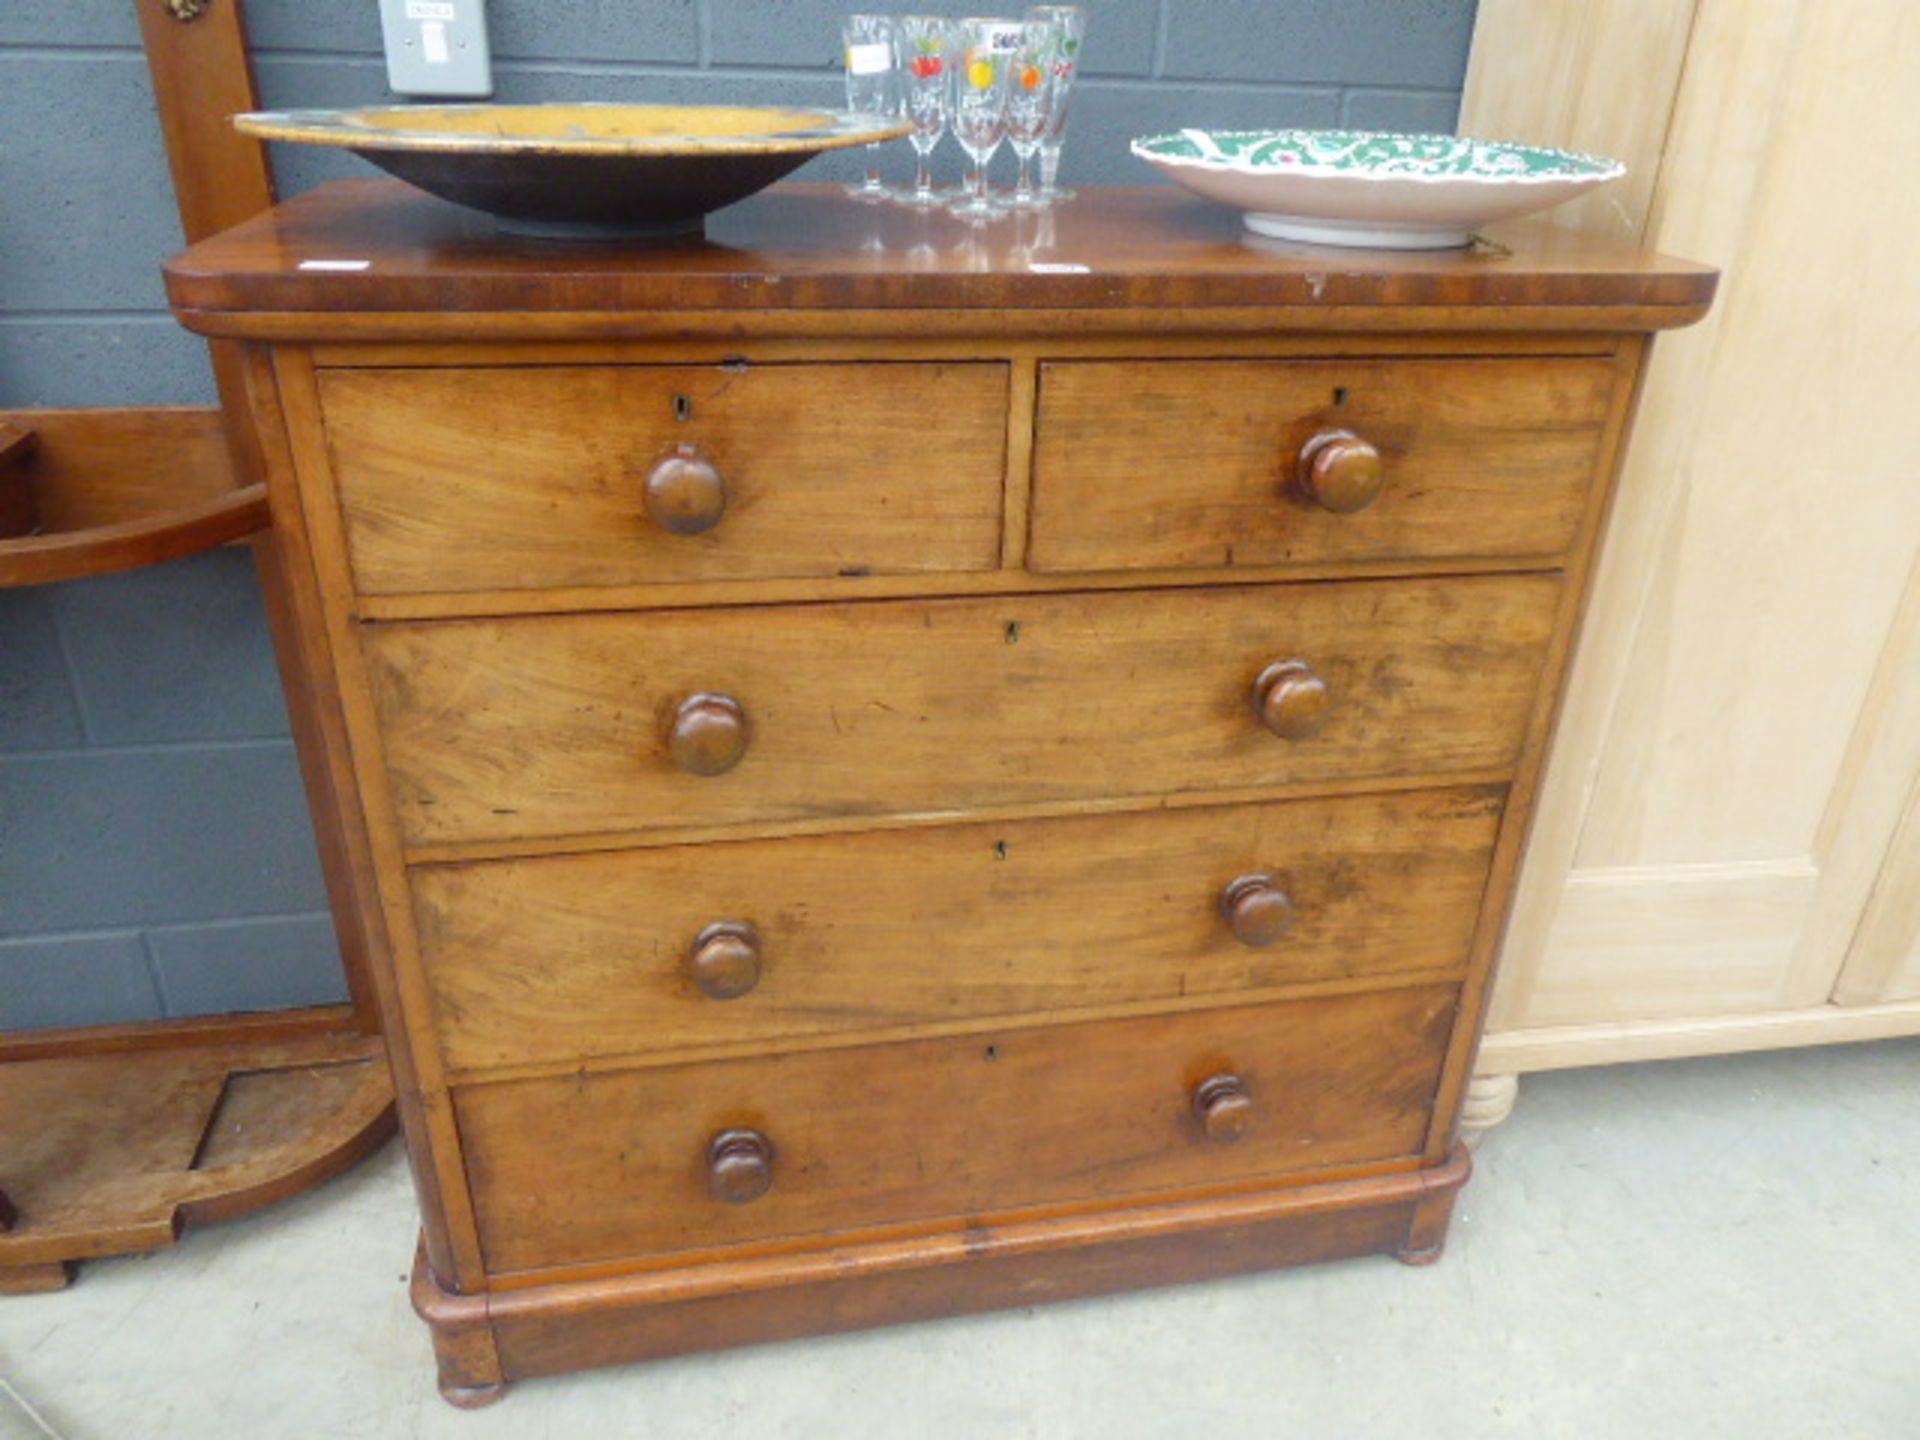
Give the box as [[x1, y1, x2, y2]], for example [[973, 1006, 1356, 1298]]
[[0, 1031, 395, 1293], [0, 482, 268, 588], [0, 406, 265, 589]]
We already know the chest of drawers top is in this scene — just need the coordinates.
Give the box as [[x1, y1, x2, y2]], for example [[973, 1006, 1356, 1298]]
[[166, 179, 1713, 340]]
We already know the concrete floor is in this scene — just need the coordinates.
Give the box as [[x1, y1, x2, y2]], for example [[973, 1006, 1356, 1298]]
[[2, 1039, 1916, 1439]]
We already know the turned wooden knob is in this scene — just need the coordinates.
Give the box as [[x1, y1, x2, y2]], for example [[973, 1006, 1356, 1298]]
[[1193, 1075, 1254, 1143], [690, 921, 761, 1000], [645, 445, 727, 535], [1296, 429, 1384, 514], [1221, 872, 1295, 947], [1252, 659, 1330, 740], [708, 1128, 774, 1203], [667, 693, 748, 775]]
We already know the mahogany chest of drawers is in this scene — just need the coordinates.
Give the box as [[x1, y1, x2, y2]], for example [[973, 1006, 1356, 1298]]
[[167, 182, 1713, 1404]]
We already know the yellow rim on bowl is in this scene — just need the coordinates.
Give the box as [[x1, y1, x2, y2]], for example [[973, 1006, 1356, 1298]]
[[234, 102, 910, 157]]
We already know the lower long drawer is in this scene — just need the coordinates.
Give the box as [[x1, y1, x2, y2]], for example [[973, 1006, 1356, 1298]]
[[415, 785, 1503, 1075], [454, 985, 1456, 1276]]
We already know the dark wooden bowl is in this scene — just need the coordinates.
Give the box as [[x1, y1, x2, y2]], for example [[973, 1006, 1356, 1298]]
[[236, 103, 910, 238]]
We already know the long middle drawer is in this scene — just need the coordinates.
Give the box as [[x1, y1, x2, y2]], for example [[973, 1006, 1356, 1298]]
[[364, 575, 1559, 848], [414, 785, 1504, 1075]]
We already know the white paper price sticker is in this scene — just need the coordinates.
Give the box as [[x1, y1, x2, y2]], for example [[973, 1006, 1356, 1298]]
[[987, 26, 1022, 53], [846, 41, 892, 75], [405, 0, 454, 18]]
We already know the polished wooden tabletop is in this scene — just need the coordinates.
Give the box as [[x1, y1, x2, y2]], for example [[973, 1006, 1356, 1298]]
[[165, 180, 1716, 334]]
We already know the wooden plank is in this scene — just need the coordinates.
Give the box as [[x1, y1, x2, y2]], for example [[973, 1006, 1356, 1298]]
[[0, 483, 266, 588], [363, 576, 1561, 848], [1029, 357, 1612, 574], [319, 363, 1007, 595], [0, 1004, 357, 1065], [161, 181, 1719, 329], [0, 421, 38, 539], [1459, 0, 1702, 244], [455, 986, 1456, 1275], [0, 1033, 390, 1272], [413, 786, 1505, 1075], [1480, 998, 1920, 1074]]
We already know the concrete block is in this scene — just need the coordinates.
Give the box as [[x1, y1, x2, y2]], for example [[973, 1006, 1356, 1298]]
[[147, 912, 349, 1016], [1341, 87, 1462, 134], [48, 549, 292, 746], [0, 589, 84, 752], [0, 320, 217, 408], [1161, 0, 1475, 88], [0, 1, 141, 48], [0, 56, 184, 314], [0, 744, 328, 934], [0, 931, 161, 1029]]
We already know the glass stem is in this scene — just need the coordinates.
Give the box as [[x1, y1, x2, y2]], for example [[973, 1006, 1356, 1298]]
[[865, 144, 881, 188], [1039, 145, 1062, 196], [973, 157, 988, 205], [1016, 149, 1035, 202], [916, 149, 933, 198]]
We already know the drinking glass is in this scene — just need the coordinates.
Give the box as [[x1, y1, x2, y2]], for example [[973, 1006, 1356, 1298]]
[[894, 16, 956, 208], [1003, 18, 1059, 207], [949, 17, 1019, 220], [1024, 4, 1084, 201], [842, 13, 898, 201]]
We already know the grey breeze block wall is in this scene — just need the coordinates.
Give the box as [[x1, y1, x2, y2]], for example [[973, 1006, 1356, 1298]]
[[0, 0, 1475, 1029]]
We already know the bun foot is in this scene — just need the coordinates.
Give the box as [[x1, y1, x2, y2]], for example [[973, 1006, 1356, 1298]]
[[439, 1378, 510, 1409], [1393, 1240, 1447, 1266], [1461, 1072, 1520, 1146]]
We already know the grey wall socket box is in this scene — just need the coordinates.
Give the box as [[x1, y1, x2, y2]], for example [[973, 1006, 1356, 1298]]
[[378, 0, 494, 99]]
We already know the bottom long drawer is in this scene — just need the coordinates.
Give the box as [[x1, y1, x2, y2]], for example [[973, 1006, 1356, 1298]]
[[455, 984, 1456, 1276]]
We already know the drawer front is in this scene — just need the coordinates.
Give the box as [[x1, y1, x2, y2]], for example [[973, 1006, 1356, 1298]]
[[367, 575, 1559, 847], [456, 985, 1455, 1274], [417, 786, 1503, 1074], [317, 363, 1007, 594], [1029, 357, 1614, 574]]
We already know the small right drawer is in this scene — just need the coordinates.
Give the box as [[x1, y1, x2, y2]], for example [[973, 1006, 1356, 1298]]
[[1028, 356, 1616, 574]]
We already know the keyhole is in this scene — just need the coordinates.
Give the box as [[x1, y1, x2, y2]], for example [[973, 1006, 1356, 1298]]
[[674, 394, 693, 422], [984, 1044, 1000, 1061], [1332, 387, 1349, 407], [1005, 621, 1020, 644], [994, 840, 1009, 860]]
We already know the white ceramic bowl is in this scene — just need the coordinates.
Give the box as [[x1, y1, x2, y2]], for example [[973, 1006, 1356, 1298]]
[[1132, 129, 1625, 250]]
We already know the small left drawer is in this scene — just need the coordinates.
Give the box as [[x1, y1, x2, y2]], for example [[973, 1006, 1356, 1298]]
[[316, 362, 1008, 595]]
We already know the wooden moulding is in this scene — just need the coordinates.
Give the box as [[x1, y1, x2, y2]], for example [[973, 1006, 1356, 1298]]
[[410, 1146, 1470, 1403], [0, 406, 267, 588], [0, 1031, 396, 1293]]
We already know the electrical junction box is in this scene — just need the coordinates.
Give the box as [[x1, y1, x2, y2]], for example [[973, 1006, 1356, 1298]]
[[379, 0, 494, 100]]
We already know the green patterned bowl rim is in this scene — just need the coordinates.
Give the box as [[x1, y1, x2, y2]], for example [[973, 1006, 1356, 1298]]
[[1131, 129, 1626, 186], [234, 102, 909, 157]]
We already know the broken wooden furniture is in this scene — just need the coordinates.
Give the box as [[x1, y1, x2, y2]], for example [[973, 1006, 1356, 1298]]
[[165, 180, 1712, 1402], [0, 0, 397, 1295], [0, 409, 395, 1293]]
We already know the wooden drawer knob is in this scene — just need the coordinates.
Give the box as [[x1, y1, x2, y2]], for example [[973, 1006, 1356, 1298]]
[[708, 1128, 775, 1204], [1252, 659, 1330, 741], [1193, 1075, 1254, 1143], [1221, 872, 1295, 947], [667, 693, 748, 775], [690, 921, 761, 1000], [645, 445, 727, 535], [1296, 429, 1384, 514]]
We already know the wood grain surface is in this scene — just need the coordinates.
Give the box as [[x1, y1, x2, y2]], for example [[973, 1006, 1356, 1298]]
[[364, 575, 1559, 848], [164, 182, 1716, 332], [455, 984, 1456, 1274], [1030, 356, 1615, 573], [320, 363, 1008, 594], [414, 785, 1505, 1075]]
